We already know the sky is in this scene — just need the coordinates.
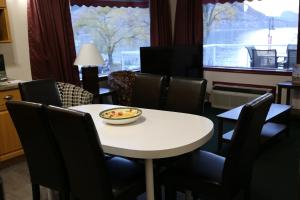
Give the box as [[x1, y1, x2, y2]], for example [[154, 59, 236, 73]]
[[245, 0, 299, 16]]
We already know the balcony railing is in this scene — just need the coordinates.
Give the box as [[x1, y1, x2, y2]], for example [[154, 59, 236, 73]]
[[203, 44, 292, 69]]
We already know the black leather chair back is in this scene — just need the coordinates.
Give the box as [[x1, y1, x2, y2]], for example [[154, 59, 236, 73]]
[[82, 67, 99, 94], [165, 77, 207, 114], [6, 101, 68, 191], [18, 79, 62, 106], [47, 106, 113, 200], [131, 73, 164, 109], [222, 93, 273, 198]]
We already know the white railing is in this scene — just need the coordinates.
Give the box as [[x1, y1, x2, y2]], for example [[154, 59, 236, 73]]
[[203, 44, 289, 68]]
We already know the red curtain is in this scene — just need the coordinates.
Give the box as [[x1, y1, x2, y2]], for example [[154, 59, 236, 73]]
[[174, 0, 202, 45], [70, 0, 149, 8], [297, 0, 300, 63], [27, 0, 80, 85], [202, 0, 260, 4], [150, 0, 173, 46]]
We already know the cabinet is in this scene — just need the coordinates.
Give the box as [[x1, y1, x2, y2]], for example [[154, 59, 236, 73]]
[[0, 0, 5, 7], [0, 88, 23, 161], [0, 0, 11, 43]]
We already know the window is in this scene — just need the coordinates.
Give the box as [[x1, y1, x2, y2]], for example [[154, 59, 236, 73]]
[[70, 5, 150, 76], [203, 0, 299, 70]]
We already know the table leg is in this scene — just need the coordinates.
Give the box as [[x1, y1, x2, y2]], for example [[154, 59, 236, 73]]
[[286, 88, 291, 105], [145, 159, 155, 200], [277, 86, 282, 104], [217, 118, 223, 152]]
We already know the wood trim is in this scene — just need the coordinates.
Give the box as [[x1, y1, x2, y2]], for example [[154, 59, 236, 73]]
[[204, 66, 292, 76], [0, 89, 21, 111], [0, 149, 24, 162], [0, 0, 5, 8], [0, 7, 11, 42]]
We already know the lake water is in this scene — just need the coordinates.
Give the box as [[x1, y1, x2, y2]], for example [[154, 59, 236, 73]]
[[204, 27, 298, 68]]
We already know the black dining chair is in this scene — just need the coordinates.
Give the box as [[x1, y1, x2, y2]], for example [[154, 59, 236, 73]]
[[131, 73, 164, 109], [81, 67, 116, 104], [18, 79, 62, 106], [47, 105, 145, 200], [165, 77, 207, 115], [6, 101, 69, 200], [162, 93, 273, 200]]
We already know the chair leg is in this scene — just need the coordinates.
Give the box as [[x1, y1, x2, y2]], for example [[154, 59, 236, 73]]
[[31, 184, 40, 200], [244, 187, 251, 200], [154, 184, 162, 200], [58, 191, 70, 200], [192, 191, 199, 200], [164, 184, 176, 200]]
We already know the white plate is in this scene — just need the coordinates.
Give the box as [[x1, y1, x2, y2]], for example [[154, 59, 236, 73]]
[[99, 107, 142, 125]]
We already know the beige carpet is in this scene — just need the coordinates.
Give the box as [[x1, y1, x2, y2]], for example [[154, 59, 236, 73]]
[[0, 157, 49, 200], [0, 157, 186, 200]]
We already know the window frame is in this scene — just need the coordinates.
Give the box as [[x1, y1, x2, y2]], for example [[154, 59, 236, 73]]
[[204, 65, 292, 76], [202, 0, 299, 73]]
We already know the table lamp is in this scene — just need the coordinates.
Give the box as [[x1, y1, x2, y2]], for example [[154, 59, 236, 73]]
[[74, 43, 104, 67], [74, 43, 104, 94]]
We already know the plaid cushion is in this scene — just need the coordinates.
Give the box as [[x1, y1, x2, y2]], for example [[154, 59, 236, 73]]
[[56, 82, 94, 108]]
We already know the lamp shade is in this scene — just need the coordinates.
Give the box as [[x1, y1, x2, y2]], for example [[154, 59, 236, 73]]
[[74, 43, 104, 66]]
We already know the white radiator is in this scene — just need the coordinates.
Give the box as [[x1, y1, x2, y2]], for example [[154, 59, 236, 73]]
[[211, 90, 261, 110]]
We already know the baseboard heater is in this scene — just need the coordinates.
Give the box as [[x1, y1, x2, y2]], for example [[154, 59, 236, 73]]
[[211, 81, 276, 109]]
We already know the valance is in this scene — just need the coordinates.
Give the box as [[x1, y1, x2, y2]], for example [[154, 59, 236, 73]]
[[70, 0, 149, 8], [202, 0, 261, 4]]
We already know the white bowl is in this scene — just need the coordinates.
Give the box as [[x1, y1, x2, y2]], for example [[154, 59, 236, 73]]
[[99, 107, 142, 125]]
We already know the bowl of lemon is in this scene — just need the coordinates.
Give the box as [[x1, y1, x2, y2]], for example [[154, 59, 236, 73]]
[[99, 107, 142, 125]]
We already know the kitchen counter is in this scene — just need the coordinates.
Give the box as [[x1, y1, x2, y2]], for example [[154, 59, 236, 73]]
[[0, 80, 22, 91]]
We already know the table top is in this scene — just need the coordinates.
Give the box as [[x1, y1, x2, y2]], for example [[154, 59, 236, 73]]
[[70, 104, 214, 159], [217, 103, 291, 122], [0, 79, 22, 91]]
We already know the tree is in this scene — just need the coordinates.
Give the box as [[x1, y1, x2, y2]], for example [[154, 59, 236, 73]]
[[203, 3, 237, 43], [72, 6, 150, 67]]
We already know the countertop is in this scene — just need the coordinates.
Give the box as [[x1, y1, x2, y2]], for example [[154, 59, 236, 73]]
[[0, 79, 23, 91]]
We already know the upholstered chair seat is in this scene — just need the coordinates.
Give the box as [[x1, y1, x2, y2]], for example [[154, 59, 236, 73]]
[[162, 93, 274, 200]]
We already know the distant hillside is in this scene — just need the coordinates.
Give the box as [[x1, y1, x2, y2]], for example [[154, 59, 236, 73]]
[[279, 11, 298, 21], [274, 11, 298, 27], [210, 3, 297, 31]]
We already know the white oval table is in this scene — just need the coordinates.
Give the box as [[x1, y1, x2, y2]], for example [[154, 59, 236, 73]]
[[71, 104, 214, 200]]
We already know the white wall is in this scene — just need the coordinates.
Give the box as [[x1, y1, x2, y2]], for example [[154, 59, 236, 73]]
[[205, 71, 298, 106], [204, 71, 291, 92], [0, 0, 32, 80]]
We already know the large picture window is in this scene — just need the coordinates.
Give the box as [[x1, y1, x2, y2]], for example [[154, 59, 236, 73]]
[[70, 4, 150, 76], [203, 0, 299, 70]]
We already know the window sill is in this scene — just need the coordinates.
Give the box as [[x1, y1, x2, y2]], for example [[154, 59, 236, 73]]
[[203, 66, 292, 76]]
